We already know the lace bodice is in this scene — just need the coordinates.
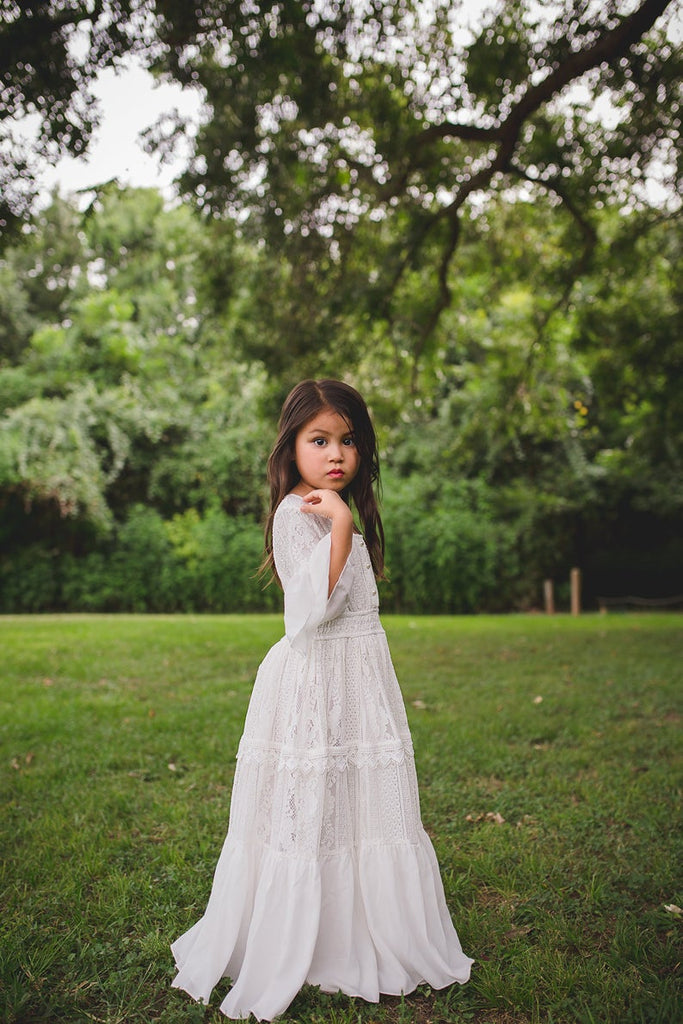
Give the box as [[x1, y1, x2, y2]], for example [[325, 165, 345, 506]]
[[273, 494, 379, 652]]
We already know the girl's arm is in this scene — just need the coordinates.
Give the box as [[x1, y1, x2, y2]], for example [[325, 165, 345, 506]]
[[299, 489, 354, 596]]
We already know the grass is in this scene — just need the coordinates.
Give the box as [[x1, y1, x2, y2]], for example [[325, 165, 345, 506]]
[[1, 612, 681, 1024]]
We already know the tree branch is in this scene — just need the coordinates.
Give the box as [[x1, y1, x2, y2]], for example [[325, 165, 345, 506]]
[[502, 0, 671, 147], [410, 0, 671, 158], [414, 121, 500, 147], [380, 0, 671, 349], [509, 161, 598, 341]]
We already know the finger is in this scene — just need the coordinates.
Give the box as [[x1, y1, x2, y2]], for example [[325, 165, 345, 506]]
[[300, 495, 320, 512]]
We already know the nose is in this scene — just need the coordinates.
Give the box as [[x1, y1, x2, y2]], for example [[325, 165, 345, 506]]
[[329, 443, 344, 462]]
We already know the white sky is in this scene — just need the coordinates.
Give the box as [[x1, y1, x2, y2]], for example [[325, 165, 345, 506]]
[[40, 64, 204, 201]]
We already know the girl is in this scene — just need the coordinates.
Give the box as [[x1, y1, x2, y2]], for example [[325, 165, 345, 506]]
[[171, 379, 473, 1020]]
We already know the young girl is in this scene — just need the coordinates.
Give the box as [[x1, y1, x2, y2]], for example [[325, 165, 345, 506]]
[[171, 379, 473, 1020]]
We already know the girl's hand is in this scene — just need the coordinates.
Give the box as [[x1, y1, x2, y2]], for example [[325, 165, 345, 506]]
[[300, 489, 353, 524]]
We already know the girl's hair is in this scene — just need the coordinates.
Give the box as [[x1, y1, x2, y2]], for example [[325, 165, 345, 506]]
[[262, 379, 385, 584]]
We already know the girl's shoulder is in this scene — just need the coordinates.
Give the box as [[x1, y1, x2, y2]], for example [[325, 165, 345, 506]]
[[272, 494, 330, 556], [273, 493, 319, 532], [274, 492, 304, 519]]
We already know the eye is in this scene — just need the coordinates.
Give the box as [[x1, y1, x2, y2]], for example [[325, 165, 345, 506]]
[[312, 437, 327, 446], [343, 436, 355, 446]]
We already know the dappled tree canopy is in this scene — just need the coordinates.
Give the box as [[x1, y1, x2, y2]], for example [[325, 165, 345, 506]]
[[2, 4, 679, 234], [1, 1, 679, 375], [158, 0, 679, 348], [0, 0, 145, 230]]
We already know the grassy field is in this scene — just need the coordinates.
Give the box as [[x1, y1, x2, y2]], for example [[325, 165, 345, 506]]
[[1, 612, 681, 1024]]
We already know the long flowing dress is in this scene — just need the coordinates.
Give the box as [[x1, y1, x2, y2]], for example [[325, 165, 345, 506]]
[[171, 494, 473, 1020]]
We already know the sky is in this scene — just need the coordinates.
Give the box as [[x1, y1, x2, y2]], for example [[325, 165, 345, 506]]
[[39, 64, 203, 202]]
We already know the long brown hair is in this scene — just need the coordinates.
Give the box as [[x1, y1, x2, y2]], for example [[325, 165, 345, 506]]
[[262, 379, 385, 584]]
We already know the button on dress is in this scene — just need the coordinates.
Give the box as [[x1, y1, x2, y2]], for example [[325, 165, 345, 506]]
[[171, 493, 473, 1020]]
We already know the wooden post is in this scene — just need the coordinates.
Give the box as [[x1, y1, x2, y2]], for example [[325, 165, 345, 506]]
[[570, 567, 581, 616], [543, 579, 555, 615]]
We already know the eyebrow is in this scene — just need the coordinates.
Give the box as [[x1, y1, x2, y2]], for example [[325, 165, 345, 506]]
[[305, 427, 353, 436]]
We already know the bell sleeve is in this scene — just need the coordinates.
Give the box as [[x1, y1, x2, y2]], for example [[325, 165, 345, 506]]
[[273, 499, 354, 655]]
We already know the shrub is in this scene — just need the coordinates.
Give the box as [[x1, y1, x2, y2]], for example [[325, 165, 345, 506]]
[[164, 506, 280, 613], [380, 473, 511, 613], [0, 544, 61, 612], [60, 552, 118, 610], [109, 505, 178, 611]]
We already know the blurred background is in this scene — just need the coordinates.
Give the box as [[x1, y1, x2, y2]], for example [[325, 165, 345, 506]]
[[0, 0, 680, 615]]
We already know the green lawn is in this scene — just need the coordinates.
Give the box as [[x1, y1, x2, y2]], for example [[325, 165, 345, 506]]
[[1, 613, 681, 1024]]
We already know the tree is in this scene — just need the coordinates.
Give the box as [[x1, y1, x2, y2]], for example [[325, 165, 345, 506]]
[[158, 0, 679, 376], [380, 194, 682, 603], [0, 184, 680, 610], [0, 187, 270, 539], [0, 0, 149, 233], [2, 4, 678, 357]]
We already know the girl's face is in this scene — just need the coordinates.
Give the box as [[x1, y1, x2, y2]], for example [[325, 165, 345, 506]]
[[293, 407, 360, 494]]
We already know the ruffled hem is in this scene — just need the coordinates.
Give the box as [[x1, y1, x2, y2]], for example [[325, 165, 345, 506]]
[[171, 832, 473, 1021]]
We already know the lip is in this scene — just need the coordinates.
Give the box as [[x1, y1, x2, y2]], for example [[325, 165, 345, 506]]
[[327, 470, 345, 478]]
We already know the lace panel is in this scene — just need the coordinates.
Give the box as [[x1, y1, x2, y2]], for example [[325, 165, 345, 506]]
[[242, 634, 411, 751], [227, 747, 422, 857]]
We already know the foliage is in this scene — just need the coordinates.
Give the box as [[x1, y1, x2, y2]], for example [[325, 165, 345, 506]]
[[1, 613, 681, 1023], [0, 186, 681, 612], [0, 187, 270, 534], [0, 183, 679, 606], [0, 1, 147, 233], [0, 505, 280, 614], [2, 4, 679, 354], [1, 4, 681, 610], [380, 474, 511, 614], [376, 197, 683, 603], [142, 0, 680, 372]]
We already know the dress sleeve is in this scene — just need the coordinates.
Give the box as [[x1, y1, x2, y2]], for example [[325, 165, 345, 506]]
[[273, 499, 354, 654]]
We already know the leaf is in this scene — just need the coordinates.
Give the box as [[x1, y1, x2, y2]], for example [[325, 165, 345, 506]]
[[466, 811, 506, 825]]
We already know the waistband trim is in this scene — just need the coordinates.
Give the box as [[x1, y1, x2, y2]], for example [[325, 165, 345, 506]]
[[315, 609, 383, 639]]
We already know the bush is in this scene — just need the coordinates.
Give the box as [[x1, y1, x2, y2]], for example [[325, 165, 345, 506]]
[[0, 544, 61, 612], [380, 473, 514, 613], [0, 505, 283, 614], [0, 488, 528, 614], [108, 505, 179, 611], [61, 551, 118, 610], [163, 506, 281, 613]]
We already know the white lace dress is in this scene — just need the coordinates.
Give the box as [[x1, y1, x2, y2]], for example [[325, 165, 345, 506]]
[[171, 494, 473, 1020]]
